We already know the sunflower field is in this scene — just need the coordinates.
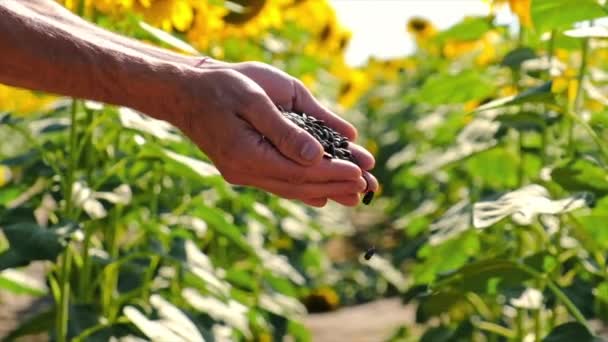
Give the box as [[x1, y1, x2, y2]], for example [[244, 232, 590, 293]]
[[2, 0, 608, 341]]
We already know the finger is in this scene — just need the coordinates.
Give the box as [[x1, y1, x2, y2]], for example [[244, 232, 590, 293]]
[[330, 194, 361, 207], [230, 173, 367, 200], [302, 198, 328, 207], [362, 171, 379, 193], [239, 92, 324, 166], [292, 80, 358, 140], [233, 126, 363, 183], [348, 143, 376, 170]]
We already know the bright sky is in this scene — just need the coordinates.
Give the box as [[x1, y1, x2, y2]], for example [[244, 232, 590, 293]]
[[330, 0, 492, 66]]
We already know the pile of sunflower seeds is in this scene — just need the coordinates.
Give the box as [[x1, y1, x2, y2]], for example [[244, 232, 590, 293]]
[[281, 109, 374, 205], [281, 110, 356, 163]]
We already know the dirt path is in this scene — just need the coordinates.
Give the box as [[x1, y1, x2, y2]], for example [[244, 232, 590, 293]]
[[303, 298, 415, 342]]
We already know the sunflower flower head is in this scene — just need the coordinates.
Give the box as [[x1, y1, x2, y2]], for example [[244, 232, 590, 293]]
[[137, 0, 194, 32], [0, 165, 12, 187], [407, 17, 437, 40]]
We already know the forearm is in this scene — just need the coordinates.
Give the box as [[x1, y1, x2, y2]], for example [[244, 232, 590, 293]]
[[0, 0, 183, 121], [20, 0, 206, 67]]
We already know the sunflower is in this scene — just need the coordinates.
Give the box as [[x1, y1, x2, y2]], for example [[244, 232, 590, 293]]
[[364, 57, 415, 82], [302, 287, 340, 313], [186, 2, 227, 51], [0, 85, 58, 116], [407, 17, 439, 54], [331, 63, 370, 109], [219, 0, 290, 39], [304, 13, 352, 58], [92, 0, 136, 15], [283, 0, 335, 36], [442, 31, 500, 66], [0, 165, 12, 188], [551, 68, 578, 107], [136, 0, 195, 32], [407, 17, 437, 40]]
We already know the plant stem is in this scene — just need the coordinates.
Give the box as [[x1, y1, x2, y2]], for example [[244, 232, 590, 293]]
[[518, 131, 525, 187], [56, 247, 73, 342], [567, 38, 590, 157], [515, 309, 525, 341], [64, 99, 79, 216], [574, 39, 589, 112], [534, 308, 542, 342], [56, 99, 79, 341], [472, 320, 515, 339], [518, 263, 592, 332], [547, 30, 556, 63], [78, 222, 94, 301]]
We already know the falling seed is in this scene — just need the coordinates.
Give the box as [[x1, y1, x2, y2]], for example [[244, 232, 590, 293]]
[[362, 191, 374, 205], [364, 246, 376, 260]]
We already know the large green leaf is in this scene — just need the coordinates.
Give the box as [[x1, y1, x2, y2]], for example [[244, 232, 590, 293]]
[[416, 290, 470, 323], [551, 158, 608, 195], [433, 259, 532, 294], [531, 0, 607, 34], [475, 81, 554, 112], [435, 16, 493, 42], [465, 147, 519, 189], [0, 222, 71, 270], [575, 196, 608, 249], [414, 231, 480, 284], [501, 47, 537, 70], [0, 270, 47, 296], [413, 70, 496, 105], [192, 205, 258, 259], [542, 322, 598, 342]]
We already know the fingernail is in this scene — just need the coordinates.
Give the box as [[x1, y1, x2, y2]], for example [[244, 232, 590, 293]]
[[300, 141, 319, 161]]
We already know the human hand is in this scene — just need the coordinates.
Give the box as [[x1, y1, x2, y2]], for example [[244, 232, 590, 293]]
[[147, 65, 375, 207], [230, 61, 379, 204], [198, 60, 379, 204]]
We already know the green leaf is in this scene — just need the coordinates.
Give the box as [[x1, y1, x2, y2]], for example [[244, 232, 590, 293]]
[[501, 47, 537, 69], [594, 282, 608, 304], [524, 252, 558, 274], [497, 112, 547, 132], [465, 147, 519, 189], [531, 0, 607, 34], [475, 81, 554, 112], [413, 70, 496, 105], [0, 270, 47, 296], [542, 322, 598, 342], [287, 320, 311, 341], [416, 291, 470, 322], [192, 205, 258, 259], [0, 185, 27, 206], [0, 222, 71, 270], [435, 16, 493, 42], [574, 196, 608, 249], [414, 231, 480, 284], [551, 158, 608, 195], [2, 306, 55, 341], [1, 150, 39, 167], [433, 259, 532, 294]]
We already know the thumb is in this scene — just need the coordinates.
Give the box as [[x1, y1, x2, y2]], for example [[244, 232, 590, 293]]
[[242, 95, 324, 166]]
